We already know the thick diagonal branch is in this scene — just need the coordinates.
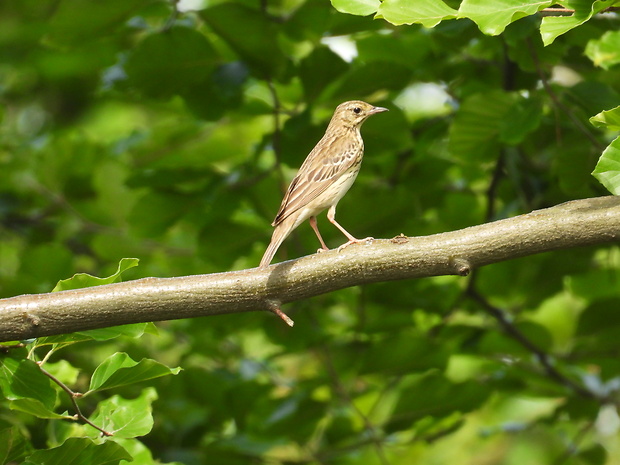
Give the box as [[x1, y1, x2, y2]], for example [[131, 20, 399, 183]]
[[0, 196, 618, 342]]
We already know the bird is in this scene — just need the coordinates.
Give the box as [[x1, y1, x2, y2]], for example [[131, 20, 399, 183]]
[[259, 100, 388, 268]]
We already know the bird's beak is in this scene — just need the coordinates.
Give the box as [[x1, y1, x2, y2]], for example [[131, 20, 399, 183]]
[[370, 106, 389, 114]]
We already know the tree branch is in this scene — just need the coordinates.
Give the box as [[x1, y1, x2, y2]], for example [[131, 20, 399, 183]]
[[0, 196, 618, 342], [37, 363, 113, 436]]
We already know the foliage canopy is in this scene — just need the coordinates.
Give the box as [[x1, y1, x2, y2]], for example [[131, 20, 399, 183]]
[[1, 0, 619, 463]]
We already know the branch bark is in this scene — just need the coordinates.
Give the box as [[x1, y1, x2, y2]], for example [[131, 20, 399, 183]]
[[1, 196, 618, 342]]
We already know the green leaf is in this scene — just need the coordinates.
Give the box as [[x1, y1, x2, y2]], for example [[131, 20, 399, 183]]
[[592, 136, 620, 194], [335, 61, 413, 98], [53, 258, 139, 292], [45, 0, 153, 47], [540, 0, 616, 46], [386, 371, 491, 432], [448, 91, 517, 159], [458, 0, 552, 35], [499, 97, 543, 144], [34, 324, 155, 353], [586, 30, 620, 70], [42, 360, 80, 387], [590, 106, 620, 131], [299, 47, 348, 102], [129, 192, 194, 237], [577, 299, 620, 336], [182, 62, 248, 121], [10, 398, 70, 420], [358, 336, 450, 375], [201, 3, 287, 78], [77, 323, 158, 342], [331, 0, 380, 16], [89, 388, 158, 438], [0, 358, 56, 409], [377, 0, 457, 27], [26, 438, 132, 465], [125, 27, 219, 98], [0, 426, 32, 464], [88, 353, 181, 393]]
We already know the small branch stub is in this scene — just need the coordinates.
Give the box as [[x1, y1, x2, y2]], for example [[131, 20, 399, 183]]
[[450, 257, 472, 276], [266, 300, 294, 327]]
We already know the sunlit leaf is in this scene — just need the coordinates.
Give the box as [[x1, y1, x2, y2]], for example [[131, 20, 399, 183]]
[[88, 353, 181, 393], [377, 0, 457, 27], [540, 0, 616, 46], [331, 0, 380, 16], [458, 0, 553, 35], [53, 258, 139, 292], [592, 136, 620, 194], [26, 438, 131, 465], [590, 106, 620, 131], [10, 398, 70, 420], [586, 30, 620, 70], [0, 358, 56, 410], [89, 388, 158, 438]]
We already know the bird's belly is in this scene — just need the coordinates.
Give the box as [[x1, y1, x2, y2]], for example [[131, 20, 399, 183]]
[[289, 168, 360, 229], [312, 168, 359, 211]]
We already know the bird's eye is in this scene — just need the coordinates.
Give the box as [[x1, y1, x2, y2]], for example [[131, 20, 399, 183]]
[[353, 107, 361, 114]]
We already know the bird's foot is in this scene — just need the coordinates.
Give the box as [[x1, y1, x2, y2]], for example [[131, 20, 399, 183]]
[[337, 236, 374, 252]]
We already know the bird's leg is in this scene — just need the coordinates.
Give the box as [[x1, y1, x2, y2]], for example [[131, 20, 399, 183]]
[[327, 205, 373, 252], [309, 216, 330, 253]]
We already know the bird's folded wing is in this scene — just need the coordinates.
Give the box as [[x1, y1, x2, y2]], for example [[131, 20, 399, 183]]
[[272, 146, 358, 226]]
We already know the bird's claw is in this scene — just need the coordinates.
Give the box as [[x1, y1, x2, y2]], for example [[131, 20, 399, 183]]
[[337, 237, 374, 252]]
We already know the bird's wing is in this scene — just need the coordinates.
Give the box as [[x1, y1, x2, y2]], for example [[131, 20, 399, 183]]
[[272, 134, 360, 226]]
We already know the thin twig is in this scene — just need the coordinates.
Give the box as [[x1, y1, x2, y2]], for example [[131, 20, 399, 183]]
[[37, 363, 113, 437], [485, 152, 506, 222], [540, 6, 620, 16], [552, 421, 595, 465], [0, 343, 26, 352], [309, 308, 388, 451], [526, 39, 604, 151], [465, 287, 602, 402], [267, 80, 286, 191], [162, 0, 180, 31], [315, 342, 391, 465]]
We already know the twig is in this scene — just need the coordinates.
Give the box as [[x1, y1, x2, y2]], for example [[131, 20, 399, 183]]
[[526, 39, 604, 151], [162, 0, 180, 31], [540, 6, 620, 16], [552, 421, 595, 465], [485, 152, 506, 222], [465, 287, 602, 402], [267, 80, 286, 191], [37, 363, 113, 437], [0, 343, 26, 352], [315, 343, 391, 465]]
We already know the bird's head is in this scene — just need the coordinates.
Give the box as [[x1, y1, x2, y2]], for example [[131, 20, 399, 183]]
[[330, 100, 389, 129]]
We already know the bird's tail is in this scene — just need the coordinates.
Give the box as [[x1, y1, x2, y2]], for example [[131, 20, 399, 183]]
[[259, 219, 295, 268]]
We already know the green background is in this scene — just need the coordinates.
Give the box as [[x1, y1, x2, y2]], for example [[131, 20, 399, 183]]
[[1, 0, 619, 463]]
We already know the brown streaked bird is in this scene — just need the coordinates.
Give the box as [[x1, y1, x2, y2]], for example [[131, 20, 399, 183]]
[[260, 100, 388, 268]]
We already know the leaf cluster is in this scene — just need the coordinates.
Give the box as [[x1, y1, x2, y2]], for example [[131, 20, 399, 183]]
[[0, 0, 619, 463]]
